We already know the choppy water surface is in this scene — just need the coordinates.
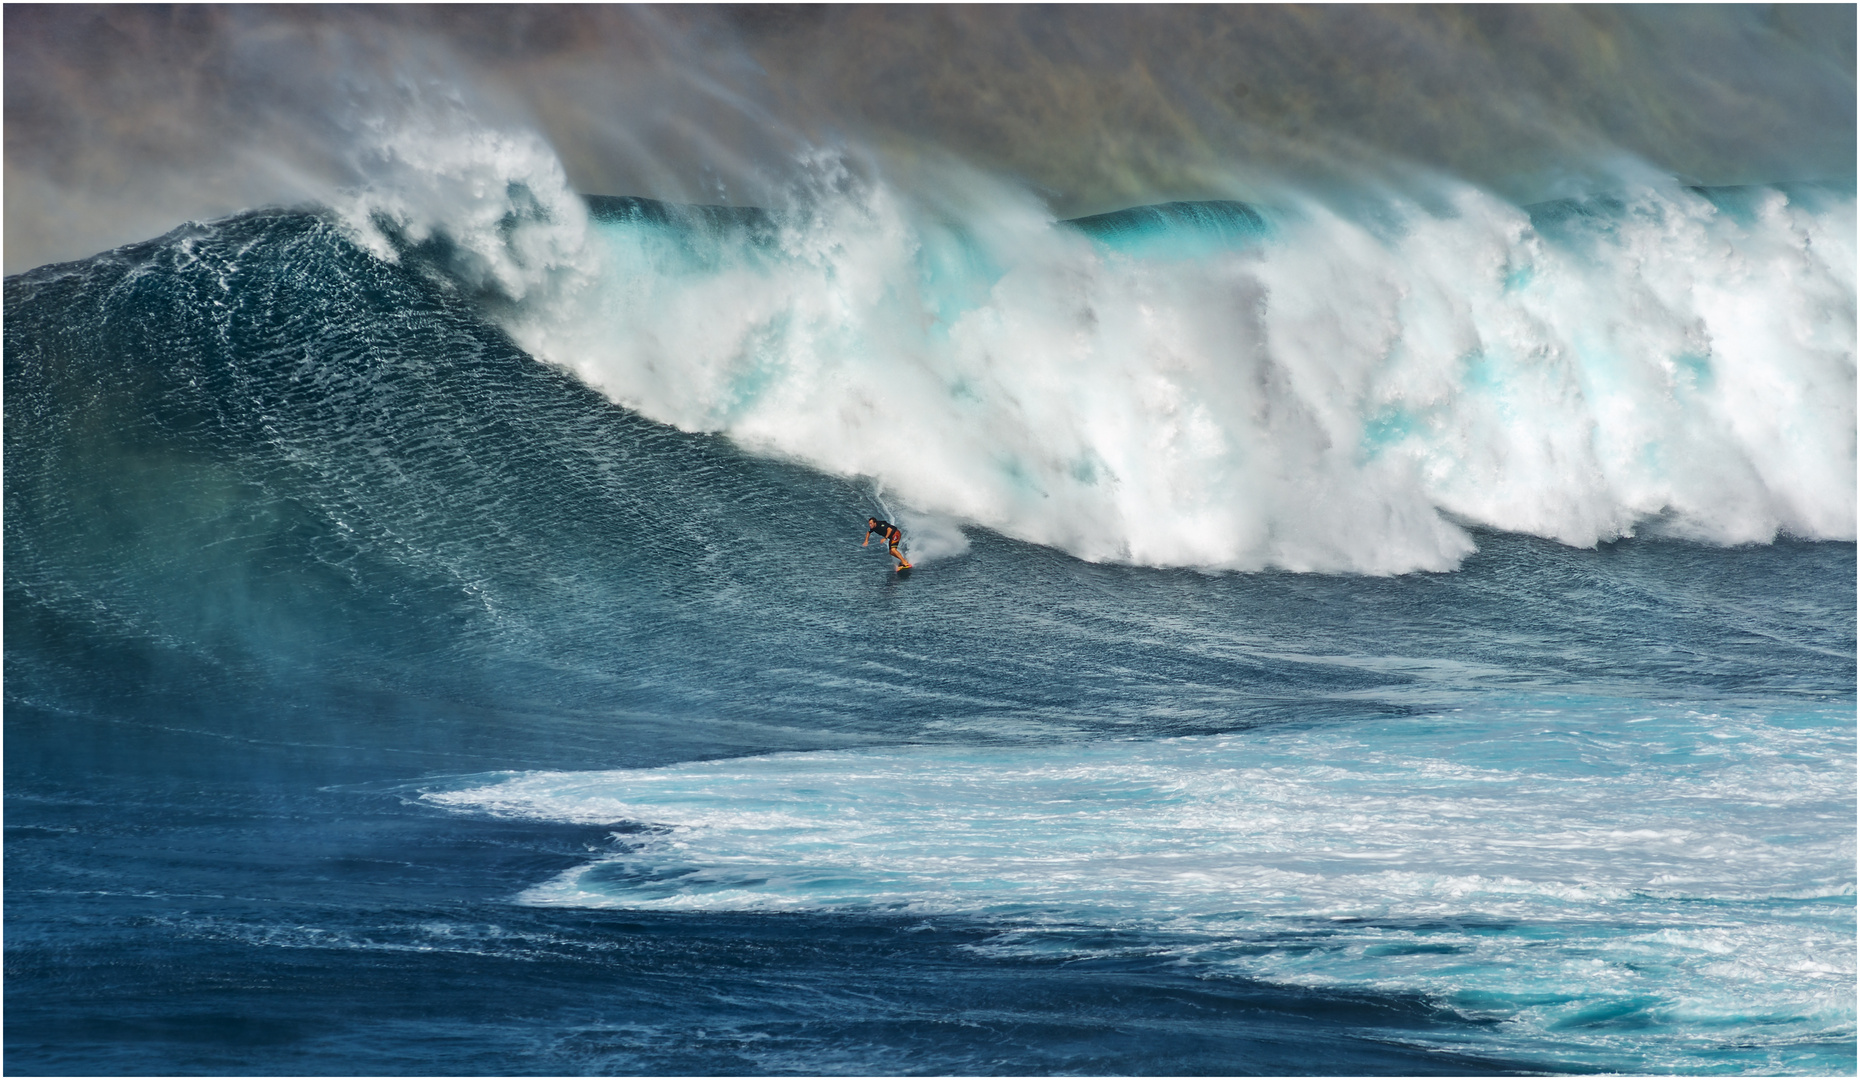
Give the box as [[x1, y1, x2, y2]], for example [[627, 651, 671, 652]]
[[6, 147, 1854, 1075]]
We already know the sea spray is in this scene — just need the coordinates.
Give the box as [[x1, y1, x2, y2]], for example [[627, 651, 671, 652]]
[[332, 102, 596, 304], [330, 117, 1856, 574]]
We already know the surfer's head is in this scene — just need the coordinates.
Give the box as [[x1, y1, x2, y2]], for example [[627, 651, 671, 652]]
[[868, 518, 877, 526]]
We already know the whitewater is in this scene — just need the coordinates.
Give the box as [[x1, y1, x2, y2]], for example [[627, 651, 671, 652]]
[[344, 125, 1855, 573], [6, 80, 1855, 1079], [424, 700, 1852, 1072]]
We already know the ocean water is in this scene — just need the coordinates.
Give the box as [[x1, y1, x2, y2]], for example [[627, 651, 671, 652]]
[[5, 133, 1855, 1076]]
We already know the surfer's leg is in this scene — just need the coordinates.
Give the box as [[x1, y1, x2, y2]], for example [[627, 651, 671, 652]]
[[892, 543, 912, 569]]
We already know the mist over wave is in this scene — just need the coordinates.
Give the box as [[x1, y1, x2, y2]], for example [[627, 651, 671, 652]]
[[341, 119, 1856, 575], [8, 6, 1855, 275]]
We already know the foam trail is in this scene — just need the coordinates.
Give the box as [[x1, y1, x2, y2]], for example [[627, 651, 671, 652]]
[[889, 511, 970, 563], [333, 117, 1856, 574], [424, 701, 1855, 1072]]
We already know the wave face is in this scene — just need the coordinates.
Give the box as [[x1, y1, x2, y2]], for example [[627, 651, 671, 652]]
[[5, 125, 1856, 1075], [7, 195, 1855, 1076], [345, 140, 1856, 574]]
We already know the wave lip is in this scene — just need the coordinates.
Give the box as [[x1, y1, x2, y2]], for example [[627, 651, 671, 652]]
[[1065, 199, 1272, 257]]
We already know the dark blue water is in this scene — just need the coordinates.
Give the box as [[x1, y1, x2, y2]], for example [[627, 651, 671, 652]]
[[6, 209, 1854, 1075]]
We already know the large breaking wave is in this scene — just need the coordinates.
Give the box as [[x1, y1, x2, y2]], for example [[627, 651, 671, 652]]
[[339, 119, 1856, 575]]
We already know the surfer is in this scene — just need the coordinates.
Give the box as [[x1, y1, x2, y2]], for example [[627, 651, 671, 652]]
[[863, 517, 913, 571]]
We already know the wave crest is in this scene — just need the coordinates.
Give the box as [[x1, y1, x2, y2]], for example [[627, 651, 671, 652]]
[[337, 124, 1857, 574]]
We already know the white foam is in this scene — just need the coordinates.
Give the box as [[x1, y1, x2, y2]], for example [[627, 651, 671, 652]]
[[422, 702, 1855, 1064], [422, 703, 1854, 918], [333, 113, 1857, 574]]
